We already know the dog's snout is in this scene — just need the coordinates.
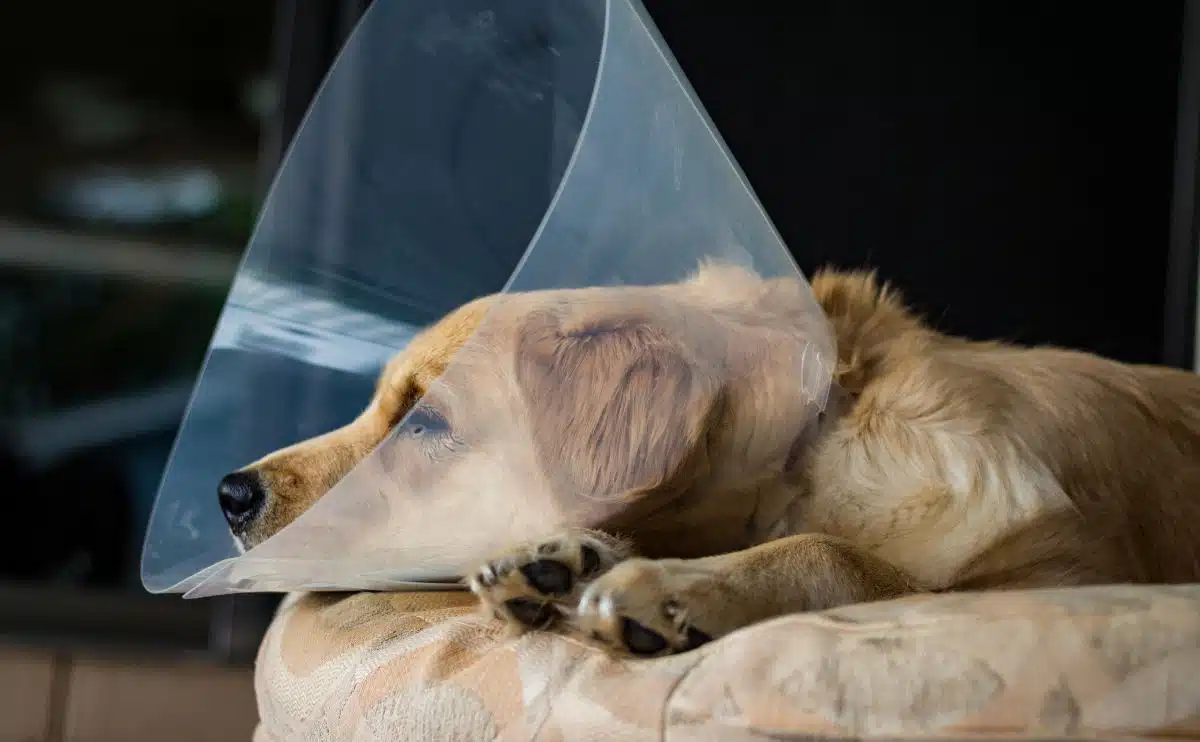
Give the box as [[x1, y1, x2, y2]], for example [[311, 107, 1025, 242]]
[[218, 471, 265, 526]]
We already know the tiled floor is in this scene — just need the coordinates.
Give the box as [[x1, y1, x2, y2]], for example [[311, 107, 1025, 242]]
[[0, 648, 55, 742], [0, 646, 258, 742]]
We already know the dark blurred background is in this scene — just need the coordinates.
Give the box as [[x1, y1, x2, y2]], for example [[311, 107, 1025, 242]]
[[0, 0, 270, 629], [0, 1, 1197, 739]]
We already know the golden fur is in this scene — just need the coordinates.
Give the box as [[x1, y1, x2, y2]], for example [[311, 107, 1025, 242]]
[[227, 265, 1200, 657]]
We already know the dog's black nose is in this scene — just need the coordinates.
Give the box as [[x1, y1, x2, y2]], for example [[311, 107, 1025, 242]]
[[218, 471, 265, 526]]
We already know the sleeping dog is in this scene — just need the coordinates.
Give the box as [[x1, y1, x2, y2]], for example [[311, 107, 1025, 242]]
[[217, 264, 1200, 657]]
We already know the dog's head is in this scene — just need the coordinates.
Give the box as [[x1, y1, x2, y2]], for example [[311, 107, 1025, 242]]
[[216, 264, 832, 563]]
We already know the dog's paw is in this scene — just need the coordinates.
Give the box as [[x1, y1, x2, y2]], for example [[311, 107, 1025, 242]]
[[468, 529, 631, 633], [574, 558, 734, 657]]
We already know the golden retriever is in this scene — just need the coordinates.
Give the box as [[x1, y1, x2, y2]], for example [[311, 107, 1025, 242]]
[[216, 264, 1200, 657]]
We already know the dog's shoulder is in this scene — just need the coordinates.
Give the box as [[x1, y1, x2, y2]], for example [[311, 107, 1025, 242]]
[[803, 342, 1074, 587]]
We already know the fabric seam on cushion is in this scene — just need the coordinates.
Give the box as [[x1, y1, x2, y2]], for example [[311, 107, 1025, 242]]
[[659, 648, 716, 742]]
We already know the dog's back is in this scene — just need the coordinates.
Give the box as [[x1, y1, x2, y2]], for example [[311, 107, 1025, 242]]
[[808, 269, 1200, 590]]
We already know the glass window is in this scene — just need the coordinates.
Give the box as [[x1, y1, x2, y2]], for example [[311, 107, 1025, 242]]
[[0, 1, 274, 650]]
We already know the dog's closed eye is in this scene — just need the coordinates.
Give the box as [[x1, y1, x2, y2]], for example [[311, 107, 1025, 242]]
[[378, 403, 456, 475], [397, 406, 450, 438]]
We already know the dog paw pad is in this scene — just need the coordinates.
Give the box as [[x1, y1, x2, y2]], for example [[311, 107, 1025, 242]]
[[574, 558, 719, 657], [621, 618, 669, 655], [468, 529, 631, 632], [518, 559, 574, 596]]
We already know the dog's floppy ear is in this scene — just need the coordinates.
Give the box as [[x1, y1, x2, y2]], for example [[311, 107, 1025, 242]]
[[515, 308, 723, 502]]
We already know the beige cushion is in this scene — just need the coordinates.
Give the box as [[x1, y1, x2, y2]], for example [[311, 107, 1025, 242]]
[[253, 585, 1200, 741]]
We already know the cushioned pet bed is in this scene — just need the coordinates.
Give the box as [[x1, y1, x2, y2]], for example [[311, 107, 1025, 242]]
[[252, 584, 1200, 741]]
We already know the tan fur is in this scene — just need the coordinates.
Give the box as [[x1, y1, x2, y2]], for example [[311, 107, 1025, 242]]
[[231, 295, 493, 548], [228, 264, 1200, 657]]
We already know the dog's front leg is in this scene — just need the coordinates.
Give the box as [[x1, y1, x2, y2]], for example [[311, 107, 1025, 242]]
[[570, 533, 923, 657]]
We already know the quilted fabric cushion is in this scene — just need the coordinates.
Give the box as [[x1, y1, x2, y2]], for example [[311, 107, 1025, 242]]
[[253, 585, 1200, 741]]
